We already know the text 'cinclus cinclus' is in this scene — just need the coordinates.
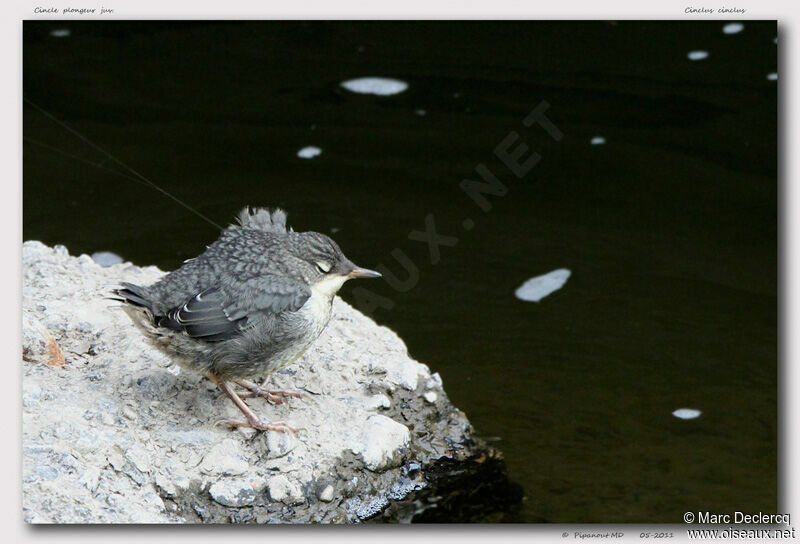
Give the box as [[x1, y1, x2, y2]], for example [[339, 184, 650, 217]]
[[112, 207, 381, 433]]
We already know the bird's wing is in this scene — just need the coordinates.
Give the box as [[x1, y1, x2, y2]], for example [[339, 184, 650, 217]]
[[159, 276, 311, 343], [221, 275, 312, 320]]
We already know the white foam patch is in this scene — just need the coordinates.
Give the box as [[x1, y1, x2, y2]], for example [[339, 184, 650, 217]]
[[672, 408, 702, 420], [91, 251, 123, 267], [687, 50, 709, 61], [50, 29, 71, 38], [297, 146, 322, 159], [767, 72, 778, 81], [722, 23, 744, 35], [590, 136, 606, 145], [515, 269, 571, 302], [340, 77, 408, 96]]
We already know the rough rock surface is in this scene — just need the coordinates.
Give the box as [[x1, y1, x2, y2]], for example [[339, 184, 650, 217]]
[[22, 241, 519, 523]]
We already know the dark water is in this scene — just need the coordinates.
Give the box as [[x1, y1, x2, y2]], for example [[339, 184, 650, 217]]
[[23, 21, 777, 523]]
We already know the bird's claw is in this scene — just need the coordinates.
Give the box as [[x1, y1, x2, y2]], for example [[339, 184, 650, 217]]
[[214, 418, 298, 434], [238, 387, 306, 405]]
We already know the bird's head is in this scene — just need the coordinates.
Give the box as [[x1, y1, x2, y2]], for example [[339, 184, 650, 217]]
[[291, 231, 381, 296]]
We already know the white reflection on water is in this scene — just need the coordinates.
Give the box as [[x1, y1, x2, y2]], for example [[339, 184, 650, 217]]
[[672, 408, 702, 420], [687, 50, 709, 61], [515, 269, 571, 302], [340, 77, 408, 96], [297, 146, 322, 159], [722, 23, 744, 35], [590, 136, 606, 145]]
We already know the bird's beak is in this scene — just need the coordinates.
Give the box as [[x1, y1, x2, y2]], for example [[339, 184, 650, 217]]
[[348, 266, 382, 279]]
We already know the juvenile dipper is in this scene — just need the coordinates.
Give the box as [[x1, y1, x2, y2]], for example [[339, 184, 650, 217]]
[[113, 207, 381, 432]]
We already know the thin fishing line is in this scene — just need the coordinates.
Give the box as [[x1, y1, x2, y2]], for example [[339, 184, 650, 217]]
[[23, 97, 223, 230], [24, 136, 151, 187]]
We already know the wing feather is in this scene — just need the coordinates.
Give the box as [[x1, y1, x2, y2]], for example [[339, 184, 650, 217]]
[[159, 276, 311, 343]]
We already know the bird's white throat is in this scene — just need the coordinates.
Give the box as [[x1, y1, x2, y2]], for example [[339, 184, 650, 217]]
[[311, 274, 350, 299], [304, 274, 350, 325]]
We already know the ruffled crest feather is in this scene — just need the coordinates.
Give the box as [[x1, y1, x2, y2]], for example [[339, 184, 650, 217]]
[[234, 207, 291, 234]]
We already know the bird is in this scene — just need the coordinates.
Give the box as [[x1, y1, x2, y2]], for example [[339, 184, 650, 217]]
[[112, 207, 381, 433]]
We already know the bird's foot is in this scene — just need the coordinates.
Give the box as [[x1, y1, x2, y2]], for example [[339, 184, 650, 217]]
[[214, 418, 298, 434], [210, 375, 299, 434], [240, 388, 305, 404], [233, 379, 306, 405]]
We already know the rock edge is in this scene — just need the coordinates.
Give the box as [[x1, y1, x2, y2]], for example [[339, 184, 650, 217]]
[[22, 241, 519, 523]]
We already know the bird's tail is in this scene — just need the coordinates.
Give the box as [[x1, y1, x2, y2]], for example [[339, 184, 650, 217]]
[[109, 282, 165, 337], [110, 282, 153, 310]]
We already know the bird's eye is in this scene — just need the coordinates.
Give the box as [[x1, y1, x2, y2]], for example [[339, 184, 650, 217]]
[[316, 261, 331, 273]]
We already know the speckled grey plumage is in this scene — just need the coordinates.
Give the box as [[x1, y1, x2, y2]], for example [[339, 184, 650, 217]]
[[113, 207, 377, 382]]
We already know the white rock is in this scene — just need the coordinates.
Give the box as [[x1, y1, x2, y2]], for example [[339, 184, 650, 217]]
[[318, 485, 335, 502], [590, 136, 606, 145], [514, 269, 571, 302], [154, 472, 177, 497], [376, 356, 427, 391], [237, 426, 258, 440], [125, 446, 151, 473], [262, 430, 298, 459], [22, 311, 62, 366], [767, 72, 778, 81], [107, 448, 126, 472], [199, 439, 249, 476], [209, 476, 265, 507], [173, 474, 193, 492], [351, 415, 410, 472], [79, 467, 101, 494], [267, 475, 304, 505], [91, 251, 123, 267], [423, 391, 438, 404], [687, 50, 709, 61], [22, 381, 41, 408], [21, 241, 479, 523], [340, 77, 408, 96], [362, 394, 392, 411]]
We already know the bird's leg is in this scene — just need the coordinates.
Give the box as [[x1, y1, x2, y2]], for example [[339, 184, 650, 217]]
[[210, 374, 297, 434], [233, 377, 305, 404]]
